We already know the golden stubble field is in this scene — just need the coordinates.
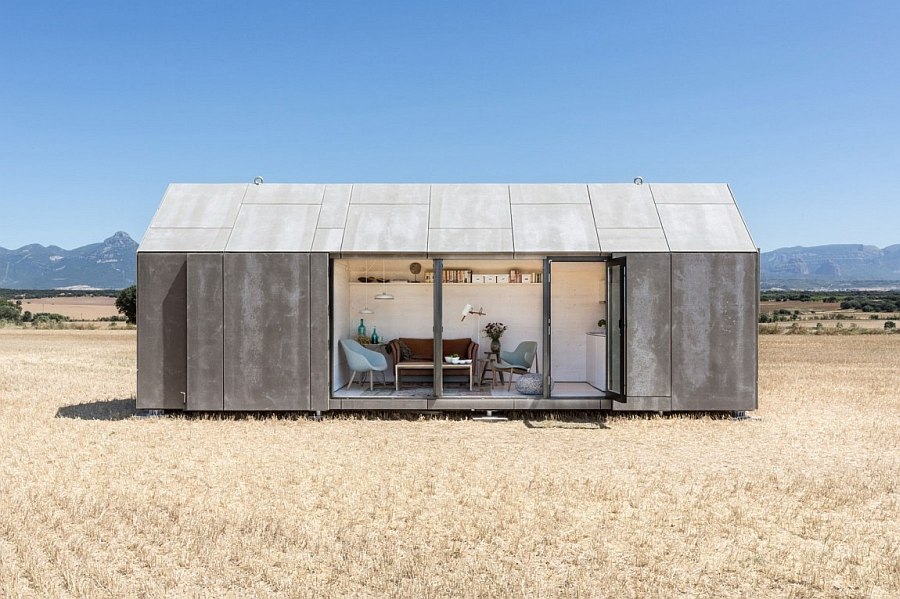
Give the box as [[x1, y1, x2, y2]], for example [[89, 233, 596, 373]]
[[0, 330, 897, 598], [18, 297, 119, 321]]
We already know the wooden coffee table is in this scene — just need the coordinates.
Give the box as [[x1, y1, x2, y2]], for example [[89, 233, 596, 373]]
[[395, 362, 473, 391]]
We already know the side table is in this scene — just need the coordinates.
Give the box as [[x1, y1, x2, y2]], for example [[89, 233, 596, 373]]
[[479, 350, 505, 386]]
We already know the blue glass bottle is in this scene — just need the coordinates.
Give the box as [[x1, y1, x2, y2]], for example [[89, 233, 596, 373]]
[[358, 319, 366, 338], [372, 327, 379, 344]]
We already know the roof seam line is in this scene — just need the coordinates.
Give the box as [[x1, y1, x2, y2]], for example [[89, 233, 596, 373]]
[[222, 184, 250, 252], [648, 184, 672, 253], [585, 184, 601, 252]]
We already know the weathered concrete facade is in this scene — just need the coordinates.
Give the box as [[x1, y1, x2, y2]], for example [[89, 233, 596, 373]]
[[137, 183, 759, 413]]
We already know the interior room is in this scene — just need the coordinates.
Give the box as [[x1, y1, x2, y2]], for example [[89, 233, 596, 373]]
[[332, 257, 611, 399], [548, 261, 608, 398]]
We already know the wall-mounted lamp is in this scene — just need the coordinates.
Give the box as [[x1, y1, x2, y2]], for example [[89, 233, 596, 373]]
[[461, 304, 486, 321]]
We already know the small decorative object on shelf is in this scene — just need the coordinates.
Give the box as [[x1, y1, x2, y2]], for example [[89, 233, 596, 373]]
[[483, 322, 507, 354], [371, 327, 379, 344], [409, 262, 422, 282], [358, 319, 366, 338]]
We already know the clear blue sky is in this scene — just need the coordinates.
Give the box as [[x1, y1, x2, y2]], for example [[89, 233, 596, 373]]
[[2, 1, 898, 252]]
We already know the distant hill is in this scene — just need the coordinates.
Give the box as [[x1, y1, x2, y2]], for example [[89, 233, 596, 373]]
[[0, 232, 137, 289], [761, 244, 900, 289]]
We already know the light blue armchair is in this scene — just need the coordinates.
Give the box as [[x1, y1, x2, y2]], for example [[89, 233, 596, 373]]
[[340, 339, 389, 391], [493, 341, 539, 391]]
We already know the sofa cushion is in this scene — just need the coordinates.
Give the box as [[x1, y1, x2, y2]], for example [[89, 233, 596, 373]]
[[397, 340, 414, 361], [403, 338, 434, 360], [442, 338, 472, 357]]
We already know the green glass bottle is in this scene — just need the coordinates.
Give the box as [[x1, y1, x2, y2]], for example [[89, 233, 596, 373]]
[[372, 327, 379, 344], [358, 319, 366, 338]]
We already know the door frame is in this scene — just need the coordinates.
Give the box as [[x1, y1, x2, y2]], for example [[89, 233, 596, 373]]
[[543, 255, 619, 400], [606, 257, 626, 401]]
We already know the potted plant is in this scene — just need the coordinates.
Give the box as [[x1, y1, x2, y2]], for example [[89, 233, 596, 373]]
[[483, 322, 507, 353], [597, 318, 606, 330]]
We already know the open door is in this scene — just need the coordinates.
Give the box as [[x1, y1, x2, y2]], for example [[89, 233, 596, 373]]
[[606, 257, 626, 400], [544, 257, 608, 399]]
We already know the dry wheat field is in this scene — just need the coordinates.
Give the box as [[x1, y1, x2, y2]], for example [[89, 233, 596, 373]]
[[0, 330, 897, 598]]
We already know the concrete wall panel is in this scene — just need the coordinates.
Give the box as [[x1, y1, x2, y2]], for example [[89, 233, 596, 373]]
[[624, 253, 672, 398], [137, 253, 187, 410], [671, 253, 758, 411], [224, 253, 311, 411], [186, 254, 224, 411], [309, 253, 330, 412]]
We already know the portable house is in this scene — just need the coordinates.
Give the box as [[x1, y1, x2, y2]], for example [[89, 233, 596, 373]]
[[137, 183, 758, 413]]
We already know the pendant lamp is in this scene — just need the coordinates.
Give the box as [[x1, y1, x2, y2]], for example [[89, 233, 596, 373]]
[[374, 259, 394, 300], [359, 260, 374, 314]]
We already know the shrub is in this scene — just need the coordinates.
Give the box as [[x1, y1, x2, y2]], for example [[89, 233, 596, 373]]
[[116, 285, 137, 324], [886, 321, 896, 331], [0, 301, 22, 322]]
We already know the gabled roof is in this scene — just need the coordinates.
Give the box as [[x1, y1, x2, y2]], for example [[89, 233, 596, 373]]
[[139, 183, 756, 254]]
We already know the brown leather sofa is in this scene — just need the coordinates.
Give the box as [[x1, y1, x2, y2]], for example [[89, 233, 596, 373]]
[[386, 337, 479, 380]]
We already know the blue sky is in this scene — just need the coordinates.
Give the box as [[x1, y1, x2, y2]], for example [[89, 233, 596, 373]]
[[1, 1, 898, 252]]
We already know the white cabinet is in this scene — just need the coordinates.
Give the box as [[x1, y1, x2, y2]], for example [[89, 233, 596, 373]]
[[586, 333, 606, 390]]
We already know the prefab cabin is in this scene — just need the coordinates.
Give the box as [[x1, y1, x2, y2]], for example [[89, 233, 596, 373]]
[[137, 183, 758, 413]]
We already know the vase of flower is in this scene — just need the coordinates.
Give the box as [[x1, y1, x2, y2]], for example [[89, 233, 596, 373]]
[[483, 322, 507, 355]]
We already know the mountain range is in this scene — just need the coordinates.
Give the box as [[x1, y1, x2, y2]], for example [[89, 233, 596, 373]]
[[1, 233, 899, 290], [0, 232, 137, 289], [760, 244, 900, 289]]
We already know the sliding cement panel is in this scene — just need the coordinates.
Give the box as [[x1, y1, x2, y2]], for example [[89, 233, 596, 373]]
[[614, 253, 672, 411], [224, 253, 311, 410], [137, 253, 187, 410], [308, 253, 330, 411], [186, 254, 224, 411], [671, 253, 758, 411]]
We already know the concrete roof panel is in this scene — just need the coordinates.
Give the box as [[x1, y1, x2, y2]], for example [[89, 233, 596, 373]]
[[242, 183, 325, 204], [509, 184, 589, 204], [225, 205, 320, 252], [650, 183, 734, 204], [597, 228, 670, 252], [311, 228, 345, 252], [317, 184, 353, 228], [658, 204, 756, 251], [139, 228, 232, 252], [350, 184, 430, 204], [511, 204, 600, 253], [428, 228, 513, 254], [430, 184, 510, 228], [343, 204, 429, 252], [150, 184, 247, 228], [138, 183, 755, 254], [588, 184, 662, 228]]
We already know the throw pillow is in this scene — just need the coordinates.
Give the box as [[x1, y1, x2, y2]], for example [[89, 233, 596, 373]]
[[398, 341, 414, 361]]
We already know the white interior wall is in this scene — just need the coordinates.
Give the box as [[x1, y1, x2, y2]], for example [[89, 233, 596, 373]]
[[332, 261, 352, 391], [549, 262, 606, 382], [441, 284, 543, 362]]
